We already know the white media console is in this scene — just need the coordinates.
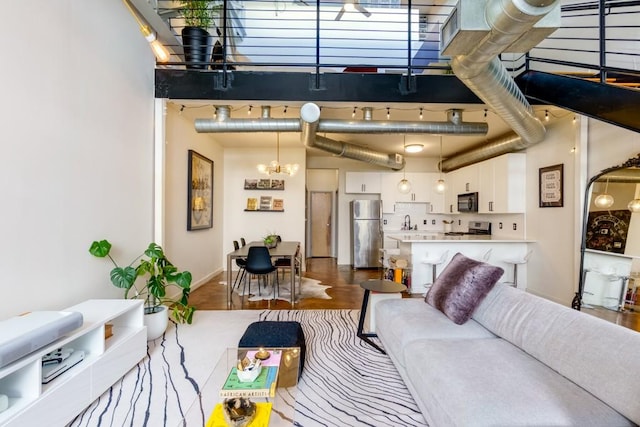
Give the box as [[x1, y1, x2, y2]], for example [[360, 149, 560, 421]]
[[0, 299, 146, 426]]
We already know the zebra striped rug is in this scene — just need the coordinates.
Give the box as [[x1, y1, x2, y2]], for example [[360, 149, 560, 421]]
[[68, 309, 426, 427]]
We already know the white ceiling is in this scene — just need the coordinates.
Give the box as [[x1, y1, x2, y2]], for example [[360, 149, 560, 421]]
[[170, 99, 572, 159]]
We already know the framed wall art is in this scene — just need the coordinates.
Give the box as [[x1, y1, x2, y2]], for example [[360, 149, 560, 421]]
[[187, 150, 213, 230], [539, 163, 564, 208]]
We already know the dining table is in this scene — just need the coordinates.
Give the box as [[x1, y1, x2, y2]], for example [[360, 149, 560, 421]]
[[226, 241, 300, 309]]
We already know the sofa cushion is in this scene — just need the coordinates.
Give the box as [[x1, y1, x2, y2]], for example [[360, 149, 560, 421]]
[[472, 284, 640, 425], [374, 299, 496, 368], [403, 338, 634, 427], [425, 252, 504, 324]]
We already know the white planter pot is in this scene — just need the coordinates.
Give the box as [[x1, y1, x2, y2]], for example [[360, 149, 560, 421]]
[[144, 305, 169, 341]]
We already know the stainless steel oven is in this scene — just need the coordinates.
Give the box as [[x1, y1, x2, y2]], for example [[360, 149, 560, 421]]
[[457, 192, 479, 213]]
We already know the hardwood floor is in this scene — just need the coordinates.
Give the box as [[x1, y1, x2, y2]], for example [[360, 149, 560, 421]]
[[189, 258, 640, 333]]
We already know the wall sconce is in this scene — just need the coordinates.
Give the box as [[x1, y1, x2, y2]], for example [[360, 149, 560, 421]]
[[122, 0, 170, 63]]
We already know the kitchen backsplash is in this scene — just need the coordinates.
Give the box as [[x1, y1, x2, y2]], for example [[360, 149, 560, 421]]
[[382, 209, 525, 239]]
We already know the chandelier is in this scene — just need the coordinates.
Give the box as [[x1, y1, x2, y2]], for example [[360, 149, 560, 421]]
[[257, 133, 300, 176]]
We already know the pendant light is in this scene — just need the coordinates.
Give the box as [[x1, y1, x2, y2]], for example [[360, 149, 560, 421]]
[[594, 177, 614, 209], [397, 135, 412, 194], [435, 136, 446, 194], [257, 133, 299, 176], [629, 184, 640, 212], [628, 198, 640, 213]]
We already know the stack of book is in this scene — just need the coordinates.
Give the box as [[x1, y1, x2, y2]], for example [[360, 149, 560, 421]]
[[219, 349, 282, 398]]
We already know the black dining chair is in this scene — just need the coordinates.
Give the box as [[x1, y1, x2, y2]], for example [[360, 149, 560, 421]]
[[232, 240, 247, 292], [243, 246, 277, 307], [240, 237, 246, 247], [274, 244, 302, 293]]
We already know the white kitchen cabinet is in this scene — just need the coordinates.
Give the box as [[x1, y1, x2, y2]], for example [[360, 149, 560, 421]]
[[345, 172, 381, 194], [380, 172, 444, 213], [478, 153, 526, 213], [444, 169, 460, 214], [0, 299, 146, 427]]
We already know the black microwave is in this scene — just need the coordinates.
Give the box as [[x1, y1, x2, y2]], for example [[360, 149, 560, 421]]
[[458, 192, 479, 212]]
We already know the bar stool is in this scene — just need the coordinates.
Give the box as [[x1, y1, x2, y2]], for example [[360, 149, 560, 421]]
[[421, 250, 449, 294], [502, 250, 532, 288]]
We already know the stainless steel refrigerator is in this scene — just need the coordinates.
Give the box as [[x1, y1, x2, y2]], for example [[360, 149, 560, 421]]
[[351, 200, 382, 268]]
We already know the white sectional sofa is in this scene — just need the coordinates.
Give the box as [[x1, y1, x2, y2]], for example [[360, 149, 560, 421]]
[[375, 283, 640, 426]]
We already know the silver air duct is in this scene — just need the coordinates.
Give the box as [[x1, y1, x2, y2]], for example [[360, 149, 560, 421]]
[[300, 103, 404, 170], [195, 106, 488, 136], [443, 0, 560, 172], [195, 105, 300, 133]]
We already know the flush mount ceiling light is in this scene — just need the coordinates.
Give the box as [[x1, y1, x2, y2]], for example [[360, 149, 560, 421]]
[[257, 133, 300, 176], [404, 144, 424, 154], [397, 135, 412, 194], [593, 177, 614, 209], [335, 0, 371, 21]]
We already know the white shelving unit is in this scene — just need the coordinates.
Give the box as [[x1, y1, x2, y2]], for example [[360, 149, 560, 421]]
[[0, 299, 146, 426]]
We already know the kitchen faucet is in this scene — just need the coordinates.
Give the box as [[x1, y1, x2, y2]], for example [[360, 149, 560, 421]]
[[403, 215, 411, 230]]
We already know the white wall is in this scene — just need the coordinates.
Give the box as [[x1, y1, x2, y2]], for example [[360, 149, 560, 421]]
[[0, 1, 156, 317], [525, 117, 581, 305], [222, 147, 307, 271], [164, 104, 225, 290]]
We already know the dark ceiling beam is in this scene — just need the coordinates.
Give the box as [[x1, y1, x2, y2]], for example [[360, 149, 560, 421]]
[[155, 70, 484, 104], [516, 70, 640, 134]]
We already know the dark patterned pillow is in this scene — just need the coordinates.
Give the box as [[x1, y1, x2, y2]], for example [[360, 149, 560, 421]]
[[425, 252, 504, 325]]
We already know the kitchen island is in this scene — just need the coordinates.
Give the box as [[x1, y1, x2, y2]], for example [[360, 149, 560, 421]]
[[388, 234, 535, 294]]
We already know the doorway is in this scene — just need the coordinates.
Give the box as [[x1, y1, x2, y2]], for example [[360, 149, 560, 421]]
[[309, 191, 334, 257]]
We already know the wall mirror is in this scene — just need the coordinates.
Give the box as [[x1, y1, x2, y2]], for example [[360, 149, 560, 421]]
[[575, 154, 640, 314]]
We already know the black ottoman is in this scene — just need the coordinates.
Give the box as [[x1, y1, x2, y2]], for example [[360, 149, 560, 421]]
[[238, 321, 306, 378]]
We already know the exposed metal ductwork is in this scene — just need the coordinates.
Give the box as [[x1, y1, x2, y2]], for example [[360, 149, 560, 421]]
[[300, 103, 404, 170], [442, 0, 560, 172], [194, 103, 489, 171], [195, 106, 488, 136]]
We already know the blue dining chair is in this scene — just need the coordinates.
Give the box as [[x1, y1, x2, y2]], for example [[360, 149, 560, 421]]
[[242, 246, 277, 307], [232, 240, 246, 292]]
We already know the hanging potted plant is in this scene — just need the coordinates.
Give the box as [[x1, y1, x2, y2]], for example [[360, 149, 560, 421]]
[[89, 240, 195, 340], [179, 0, 222, 69]]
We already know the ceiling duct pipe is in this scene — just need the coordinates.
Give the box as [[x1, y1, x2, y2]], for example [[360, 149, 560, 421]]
[[195, 106, 488, 136], [443, 0, 560, 171], [195, 105, 301, 133], [300, 103, 404, 170], [316, 108, 488, 135]]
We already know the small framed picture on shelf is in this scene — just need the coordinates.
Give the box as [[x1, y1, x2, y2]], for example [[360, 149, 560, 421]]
[[244, 179, 258, 190], [272, 198, 284, 211], [257, 179, 271, 189], [259, 196, 273, 210], [246, 198, 258, 211], [271, 179, 285, 190]]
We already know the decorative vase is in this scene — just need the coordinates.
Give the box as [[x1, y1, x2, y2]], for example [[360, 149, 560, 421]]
[[444, 224, 452, 233], [144, 305, 169, 341], [181, 26, 212, 70]]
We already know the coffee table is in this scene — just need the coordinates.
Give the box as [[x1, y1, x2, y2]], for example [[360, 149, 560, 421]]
[[181, 347, 300, 426]]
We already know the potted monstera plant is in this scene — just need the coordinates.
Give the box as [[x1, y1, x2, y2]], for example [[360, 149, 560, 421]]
[[179, 0, 222, 69], [89, 240, 195, 340]]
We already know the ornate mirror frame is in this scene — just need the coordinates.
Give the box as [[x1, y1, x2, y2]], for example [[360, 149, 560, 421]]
[[573, 153, 640, 310]]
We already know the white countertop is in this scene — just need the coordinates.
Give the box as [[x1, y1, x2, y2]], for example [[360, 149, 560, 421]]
[[388, 234, 534, 243]]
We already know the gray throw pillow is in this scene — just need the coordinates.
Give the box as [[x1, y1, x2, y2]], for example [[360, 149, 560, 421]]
[[425, 252, 504, 324]]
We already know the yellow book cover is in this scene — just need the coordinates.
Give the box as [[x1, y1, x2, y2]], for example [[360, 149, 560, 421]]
[[206, 402, 272, 427]]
